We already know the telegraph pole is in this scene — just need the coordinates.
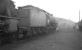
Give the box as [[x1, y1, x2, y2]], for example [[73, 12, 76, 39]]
[[79, 9, 80, 21]]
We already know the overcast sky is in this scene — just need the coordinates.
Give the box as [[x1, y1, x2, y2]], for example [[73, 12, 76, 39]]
[[12, 0, 82, 22]]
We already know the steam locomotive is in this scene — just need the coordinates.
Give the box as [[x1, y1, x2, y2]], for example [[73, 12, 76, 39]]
[[0, 6, 57, 44]]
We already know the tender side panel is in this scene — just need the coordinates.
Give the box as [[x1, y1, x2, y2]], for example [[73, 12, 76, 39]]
[[30, 9, 47, 27], [17, 9, 30, 27]]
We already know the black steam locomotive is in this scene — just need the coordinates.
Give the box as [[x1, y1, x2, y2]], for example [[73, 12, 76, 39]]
[[0, 6, 58, 45]]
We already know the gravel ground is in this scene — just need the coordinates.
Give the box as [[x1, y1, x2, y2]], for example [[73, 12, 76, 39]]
[[80, 31, 82, 50]]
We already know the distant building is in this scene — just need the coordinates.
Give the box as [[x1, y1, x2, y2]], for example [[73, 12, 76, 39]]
[[78, 20, 82, 31]]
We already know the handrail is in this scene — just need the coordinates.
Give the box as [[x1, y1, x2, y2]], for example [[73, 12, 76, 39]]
[[0, 15, 23, 20]]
